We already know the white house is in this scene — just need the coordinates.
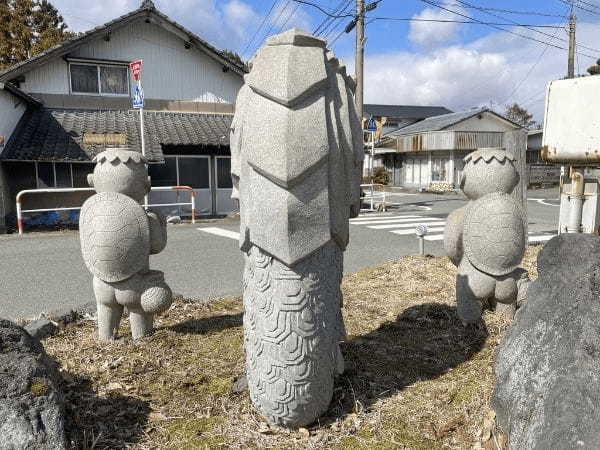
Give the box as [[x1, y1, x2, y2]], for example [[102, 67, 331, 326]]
[[376, 108, 522, 188], [0, 0, 246, 230]]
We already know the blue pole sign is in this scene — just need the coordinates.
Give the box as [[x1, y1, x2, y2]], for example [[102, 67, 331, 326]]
[[366, 115, 377, 132], [132, 85, 144, 109]]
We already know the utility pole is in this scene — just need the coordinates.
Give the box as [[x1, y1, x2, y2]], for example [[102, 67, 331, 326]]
[[355, 0, 365, 119], [566, 3, 583, 233], [567, 12, 576, 79]]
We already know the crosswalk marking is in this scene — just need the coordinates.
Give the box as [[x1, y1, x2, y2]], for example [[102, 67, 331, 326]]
[[424, 234, 445, 241], [391, 227, 445, 236], [350, 214, 420, 223], [369, 220, 445, 230], [528, 234, 555, 243], [351, 212, 558, 244], [198, 227, 239, 240], [352, 217, 442, 225]]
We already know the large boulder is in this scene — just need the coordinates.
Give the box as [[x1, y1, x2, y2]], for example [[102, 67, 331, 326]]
[[0, 319, 67, 449], [493, 234, 600, 450]]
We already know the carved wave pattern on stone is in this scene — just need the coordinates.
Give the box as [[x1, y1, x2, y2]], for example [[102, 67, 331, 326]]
[[243, 243, 344, 427]]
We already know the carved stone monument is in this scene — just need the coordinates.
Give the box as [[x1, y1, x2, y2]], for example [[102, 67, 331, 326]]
[[230, 29, 363, 427], [79, 149, 172, 340], [493, 234, 600, 449], [444, 148, 527, 324]]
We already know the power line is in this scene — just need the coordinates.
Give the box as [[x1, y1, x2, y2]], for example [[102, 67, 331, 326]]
[[559, 0, 600, 16], [319, 0, 353, 37], [278, 2, 300, 32], [500, 7, 570, 106], [454, 0, 600, 56], [417, 0, 596, 59], [446, 4, 567, 18], [454, 0, 571, 45], [369, 17, 567, 28], [291, 0, 353, 18], [240, 0, 280, 57], [313, 0, 347, 35]]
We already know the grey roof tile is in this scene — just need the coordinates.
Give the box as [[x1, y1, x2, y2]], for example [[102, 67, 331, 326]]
[[363, 104, 452, 120], [386, 107, 518, 135], [1, 108, 232, 162]]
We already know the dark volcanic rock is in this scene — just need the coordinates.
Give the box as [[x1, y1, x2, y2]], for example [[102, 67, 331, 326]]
[[0, 319, 67, 449], [493, 234, 600, 450]]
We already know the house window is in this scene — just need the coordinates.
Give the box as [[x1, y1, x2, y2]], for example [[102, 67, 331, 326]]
[[148, 157, 211, 189], [72, 164, 94, 188], [70, 63, 129, 96]]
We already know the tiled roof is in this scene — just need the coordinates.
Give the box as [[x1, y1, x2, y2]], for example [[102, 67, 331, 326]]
[[386, 107, 520, 136], [0, 108, 232, 162], [363, 104, 452, 120], [0, 82, 41, 106], [0, 1, 246, 83]]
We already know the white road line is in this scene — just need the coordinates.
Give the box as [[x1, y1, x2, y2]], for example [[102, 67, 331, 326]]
[[528, 234, 556, 243], [391, 227, 445, 236], [353, 217, 444, 225], [351, 215, 420, 222], [528, 198, 559, 207], [424, 234, 444, 241], [198, 227, 240, 240], [368, 220, 445, 230]]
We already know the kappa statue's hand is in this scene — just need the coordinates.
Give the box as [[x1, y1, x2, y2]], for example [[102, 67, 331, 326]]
[[146, 209, 167, 255]]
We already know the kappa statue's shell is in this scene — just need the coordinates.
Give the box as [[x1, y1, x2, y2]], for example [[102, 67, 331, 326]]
[[79, 192, 150, 282], [463, 193, 526, 276]]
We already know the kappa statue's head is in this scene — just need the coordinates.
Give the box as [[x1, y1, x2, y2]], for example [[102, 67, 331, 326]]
[[88, 149, 150, 202], [460, 148, 519, 200]]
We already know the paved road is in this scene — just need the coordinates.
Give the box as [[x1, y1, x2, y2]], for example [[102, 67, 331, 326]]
[[0, 189, 560, 320]]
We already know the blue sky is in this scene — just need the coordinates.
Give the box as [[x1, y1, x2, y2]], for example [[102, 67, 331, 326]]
[[52, 0, 600, 121]]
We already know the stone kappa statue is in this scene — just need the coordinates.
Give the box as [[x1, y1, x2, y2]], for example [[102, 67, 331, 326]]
[[444, 148, 527, 324], [79, 149, 173, 340], [230, 29, 364, 427]]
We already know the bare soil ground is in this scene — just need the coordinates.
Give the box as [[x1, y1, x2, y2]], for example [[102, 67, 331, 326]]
[[44, 247, 541, 449]]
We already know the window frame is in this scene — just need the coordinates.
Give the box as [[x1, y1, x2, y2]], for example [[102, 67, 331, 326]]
[[69, 62, 131, 97]]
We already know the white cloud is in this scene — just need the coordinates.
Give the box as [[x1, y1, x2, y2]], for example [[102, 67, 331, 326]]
[[408, 0, 467, 48], [363, 21, 600, 122], [52, 0, 267, 54]]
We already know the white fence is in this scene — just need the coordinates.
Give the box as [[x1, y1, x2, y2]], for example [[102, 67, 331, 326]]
[[361, 183, 387, 212], [16, 186, 196, 235]]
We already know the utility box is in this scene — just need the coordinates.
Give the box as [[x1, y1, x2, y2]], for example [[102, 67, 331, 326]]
[[558, 179, 600, 234], [542, 77, 600, 164]]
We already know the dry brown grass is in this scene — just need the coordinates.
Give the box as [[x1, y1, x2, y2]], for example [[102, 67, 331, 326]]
[[44, 246, 542, 450]]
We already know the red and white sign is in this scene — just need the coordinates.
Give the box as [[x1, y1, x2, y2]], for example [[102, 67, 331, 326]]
[[129, 60, 143, 81]]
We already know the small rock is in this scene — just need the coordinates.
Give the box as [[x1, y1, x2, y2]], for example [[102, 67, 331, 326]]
[[493, 235, 600, 449], [231, 374, 248, 394], [24, 318, 58, 340], [0, 320, 67, 449]]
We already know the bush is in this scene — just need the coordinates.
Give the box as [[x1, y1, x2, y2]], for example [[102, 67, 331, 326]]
[[372, 167, 391, 185]]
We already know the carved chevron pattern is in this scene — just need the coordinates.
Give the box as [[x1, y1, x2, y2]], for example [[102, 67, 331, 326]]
[[243, 243, 345, 427]]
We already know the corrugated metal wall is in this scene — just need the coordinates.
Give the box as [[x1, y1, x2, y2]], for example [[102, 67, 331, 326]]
[[21, 19, 243, 103], [395, 131, 504, 152]]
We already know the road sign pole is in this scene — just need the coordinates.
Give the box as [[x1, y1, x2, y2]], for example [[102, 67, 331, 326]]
[[139, 80, 145, 158]]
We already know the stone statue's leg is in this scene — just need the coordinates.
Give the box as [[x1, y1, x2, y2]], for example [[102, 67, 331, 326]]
[[495, 273, 519, 304], [93, 276, 122, 340], [129, 308, 154, 340], [456, 260, 495, 324], [244, 242, 344, 428]]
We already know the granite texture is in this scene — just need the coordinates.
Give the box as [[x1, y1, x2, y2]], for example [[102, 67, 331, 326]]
[[231, 29, 363, 427], [493, 234, 600, 450], [79, 149, 172, 340], [444, 148, 527, 324], [0, 320, 67, 449]]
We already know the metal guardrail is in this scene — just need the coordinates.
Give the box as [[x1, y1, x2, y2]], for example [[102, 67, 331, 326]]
[[16, 186, 196, 235], [360, 183, 387, 212]]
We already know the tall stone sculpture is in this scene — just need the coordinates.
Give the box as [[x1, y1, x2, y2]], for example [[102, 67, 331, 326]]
[[230, 29, 363, 427], [444, 148, 527, 324], [79, 149, 172, 340]]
